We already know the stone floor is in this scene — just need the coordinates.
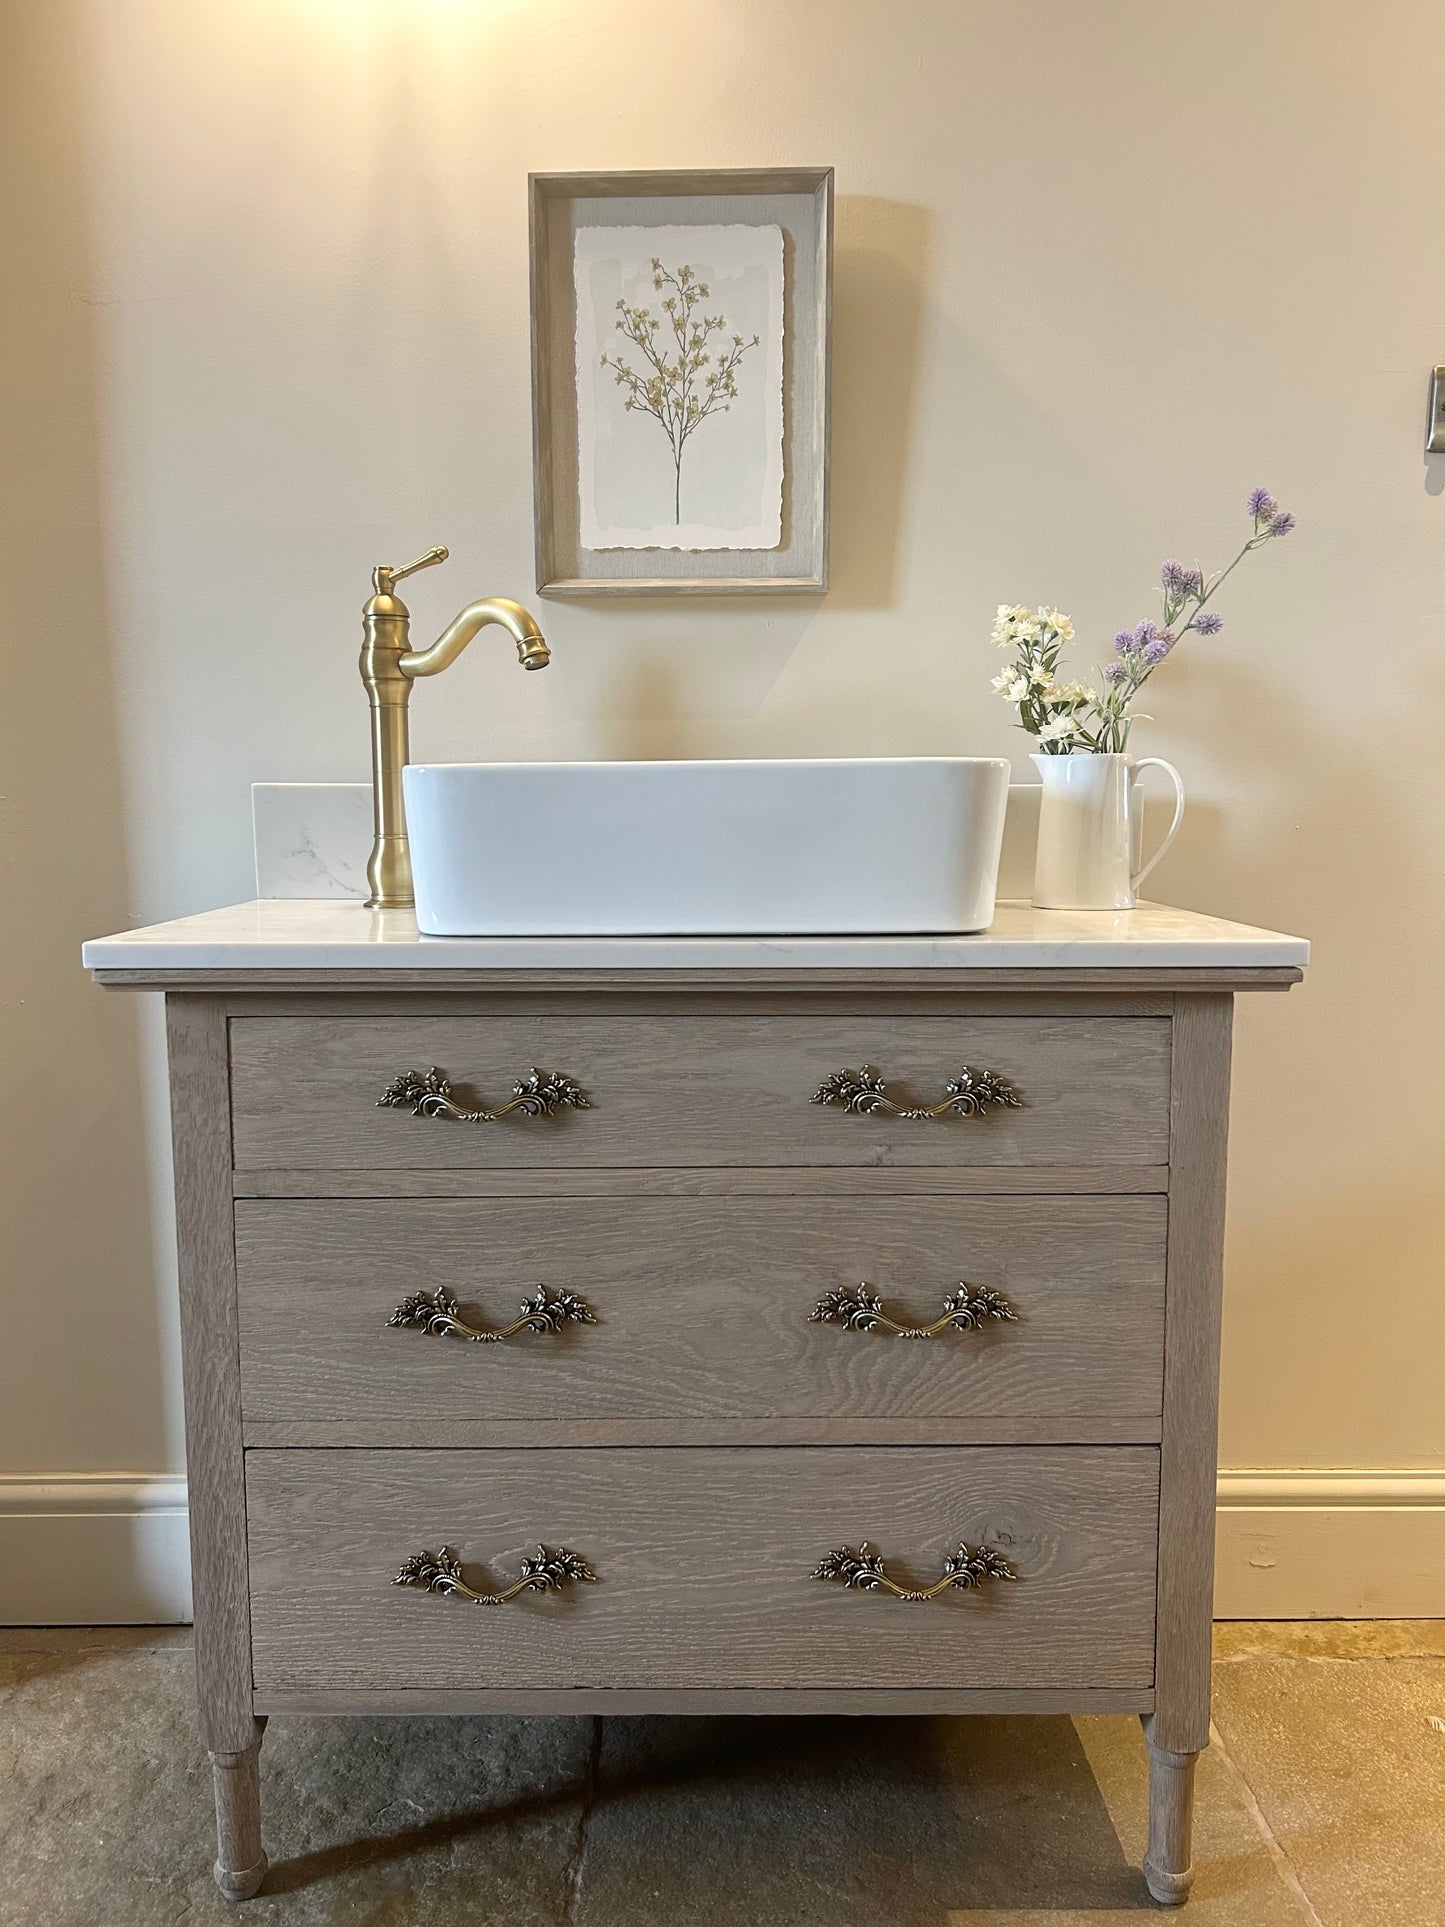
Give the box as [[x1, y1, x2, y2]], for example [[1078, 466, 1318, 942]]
[[3, 1624, 1443, 1926]]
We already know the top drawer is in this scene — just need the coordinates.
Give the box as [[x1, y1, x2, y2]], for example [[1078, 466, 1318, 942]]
[[229, 1014, 1170, 1171]]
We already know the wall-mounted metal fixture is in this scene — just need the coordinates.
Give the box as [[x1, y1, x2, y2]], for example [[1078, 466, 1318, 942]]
[[1427, 367, 1445, 452]]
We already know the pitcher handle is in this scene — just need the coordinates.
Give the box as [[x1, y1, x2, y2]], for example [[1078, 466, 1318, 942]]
[[1130, 759, 1186, 892]]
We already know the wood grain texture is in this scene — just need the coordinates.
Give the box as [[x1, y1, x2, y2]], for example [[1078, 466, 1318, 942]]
[[1143, 1737, 1198, 1905], [224, 990, 1177, 1018], [166, 995, 254, 1753], [1151, 994, 1233, 1755], [253, 1684, 1154, 1718], [229, 1013, 1171, 1171], [144, 970, 1265, 1907], [245, 1445, 1159, 1694], [537, 578, 827, 597], [166, 1002, 254, 1757], [94, 965, 1304, 993], [241, 1415, 1163, 1448], [531, 167, 838, 197], [209, 1725, 267, 1901], [234, 1195, 1167, 1426], [233, 1163, 1169, 1199]]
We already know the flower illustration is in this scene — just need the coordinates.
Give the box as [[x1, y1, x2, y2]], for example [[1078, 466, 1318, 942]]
[[600, 260, 759, 523]]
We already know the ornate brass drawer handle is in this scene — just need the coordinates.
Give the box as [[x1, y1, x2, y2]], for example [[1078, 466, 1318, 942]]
[[812, 1540, 1016, 1602], [378, 1066, 589, 1122], [388, 1285, 597, 1344], [811, 1283, 1017, 1340], [394, 1544, 598, 1605], [811, 1064, 1021, 1120]]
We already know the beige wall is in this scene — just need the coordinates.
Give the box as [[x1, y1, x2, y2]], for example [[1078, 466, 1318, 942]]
[[5, 0, 1444, 1604]]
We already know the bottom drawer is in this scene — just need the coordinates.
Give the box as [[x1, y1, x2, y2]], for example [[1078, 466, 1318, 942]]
[[246, 1446, 1158, 1694]]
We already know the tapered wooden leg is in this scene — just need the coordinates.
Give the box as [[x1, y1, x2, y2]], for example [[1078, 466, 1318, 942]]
[[209, 1718, 267, 1900], [1143, 1737, 1198, 1906], [170, 1000, 266, 1898]]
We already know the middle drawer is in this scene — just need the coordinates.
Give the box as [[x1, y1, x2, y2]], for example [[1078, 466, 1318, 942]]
[[235, 1196, 1166, 1429]]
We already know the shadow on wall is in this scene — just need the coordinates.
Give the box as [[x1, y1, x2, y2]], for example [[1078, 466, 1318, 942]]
[[1161, 647, 1426, 933], [827, 196, 932, 611], [0, 4, 168, 1484], [553, 196, 934, 759]]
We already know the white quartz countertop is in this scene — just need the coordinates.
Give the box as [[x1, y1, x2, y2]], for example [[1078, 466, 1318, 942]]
[[82, 898, 1309, 973]]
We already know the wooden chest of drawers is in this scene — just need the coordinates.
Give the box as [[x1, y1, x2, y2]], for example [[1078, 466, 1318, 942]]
[[142, 971, 1269, 1906]]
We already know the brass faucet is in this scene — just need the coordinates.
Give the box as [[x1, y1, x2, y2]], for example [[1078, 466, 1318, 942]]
[[359, 546, 549, 908]]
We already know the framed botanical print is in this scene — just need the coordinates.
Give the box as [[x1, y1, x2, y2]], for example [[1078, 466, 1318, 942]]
[[529, 167, 832, 596]]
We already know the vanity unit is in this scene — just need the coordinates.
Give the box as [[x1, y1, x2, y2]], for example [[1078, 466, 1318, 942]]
[[84, 899, 1306, 1906]]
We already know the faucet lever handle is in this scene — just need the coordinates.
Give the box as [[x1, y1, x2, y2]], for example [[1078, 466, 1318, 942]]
[[374, 547, 449, 596]]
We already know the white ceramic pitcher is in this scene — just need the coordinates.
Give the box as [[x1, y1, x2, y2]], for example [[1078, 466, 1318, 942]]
[[1031, 752, 1185, 910]]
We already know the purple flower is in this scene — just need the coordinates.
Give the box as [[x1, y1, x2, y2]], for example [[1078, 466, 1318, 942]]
[[1248, 487, 1278, 521], [1115, 620, 1158, 657], [1142, 633, 1174, 666], [1103, 661, 1129, 685], [1267, 511, 1295, 537], [1193, 611, 1223, 634], [1161, 559, 1204, 597]]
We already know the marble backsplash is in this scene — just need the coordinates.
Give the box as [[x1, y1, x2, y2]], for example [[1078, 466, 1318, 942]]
[[252, 783, 372, 899], [252, 780, 1044, 904]]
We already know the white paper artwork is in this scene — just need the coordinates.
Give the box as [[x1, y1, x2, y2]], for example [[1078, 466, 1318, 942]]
[[574, 223, 784, 552]]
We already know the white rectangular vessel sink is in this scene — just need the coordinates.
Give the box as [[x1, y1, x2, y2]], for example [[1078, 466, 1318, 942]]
[[403, 757, 1010, 937]]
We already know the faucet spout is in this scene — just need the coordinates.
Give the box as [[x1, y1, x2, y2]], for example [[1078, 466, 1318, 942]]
[[400, 598, 550, 679]]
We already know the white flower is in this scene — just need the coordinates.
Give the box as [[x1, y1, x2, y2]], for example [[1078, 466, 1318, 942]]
[[1028, 664, 1053, 688], [1052, 681, 1092, 707], [992, 603, 1032, 648], [992, 671, 1030, 702], [1038, 607, 1074, 642], [1037, 713, 1083, 745]]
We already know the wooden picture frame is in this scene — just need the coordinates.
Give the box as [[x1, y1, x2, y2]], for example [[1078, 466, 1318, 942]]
[[529, 167, 833, 597]]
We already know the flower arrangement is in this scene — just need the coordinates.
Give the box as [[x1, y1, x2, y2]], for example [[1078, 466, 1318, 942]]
[[992, 489, 1295, 754]]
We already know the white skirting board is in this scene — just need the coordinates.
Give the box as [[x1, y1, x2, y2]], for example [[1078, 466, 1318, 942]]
[[1213, 1472, 1445, 1618], [0, 1476, 192, 1625], [0, 1471, 1439, 1625]]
